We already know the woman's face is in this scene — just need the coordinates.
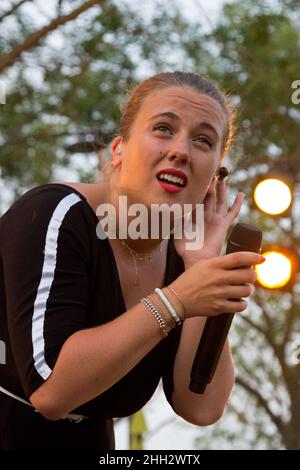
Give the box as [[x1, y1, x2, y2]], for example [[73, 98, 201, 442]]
[[111, 86, 227, 209]]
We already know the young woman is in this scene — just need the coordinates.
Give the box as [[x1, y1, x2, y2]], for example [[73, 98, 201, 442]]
[[0, 72, 263, 449]]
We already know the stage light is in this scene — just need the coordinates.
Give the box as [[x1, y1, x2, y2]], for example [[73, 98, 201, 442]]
[[253, 178, 292, 216], [255, 250, 294, 289]]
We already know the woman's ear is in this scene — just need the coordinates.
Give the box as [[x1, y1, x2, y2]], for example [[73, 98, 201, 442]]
[[111, 136, 123, 169]]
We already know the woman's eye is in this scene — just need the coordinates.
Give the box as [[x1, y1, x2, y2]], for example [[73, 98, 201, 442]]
[[153, 124, 172, 133], [153, 125, 212, 148], [195, 136, 212, 148]]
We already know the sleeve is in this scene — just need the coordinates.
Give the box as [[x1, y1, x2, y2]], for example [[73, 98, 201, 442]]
[[1, 187, 95, 398]]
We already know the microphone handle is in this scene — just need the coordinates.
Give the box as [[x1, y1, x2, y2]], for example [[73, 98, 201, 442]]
[[189, 227, 261, 394], [189, 313, 234, 394]]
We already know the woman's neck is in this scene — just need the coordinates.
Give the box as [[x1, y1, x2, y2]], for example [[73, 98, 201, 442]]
[[107, 182, 170, 254]]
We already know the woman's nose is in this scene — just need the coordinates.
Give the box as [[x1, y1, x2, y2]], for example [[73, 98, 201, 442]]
[[167, 145, 190, 164]]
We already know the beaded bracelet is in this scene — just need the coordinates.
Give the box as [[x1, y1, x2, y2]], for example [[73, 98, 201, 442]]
[[148, 293, 177, 330], [140, 297, 168, 337]]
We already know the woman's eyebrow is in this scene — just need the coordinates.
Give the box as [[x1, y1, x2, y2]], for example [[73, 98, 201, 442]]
[[148, 111, 180, 122], [148, 111, 219, 140], [195, 122, 219, 141]]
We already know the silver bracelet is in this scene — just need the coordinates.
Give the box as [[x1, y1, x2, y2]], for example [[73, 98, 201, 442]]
[[141, 297, 168, 337], [154, 288, 182, 325]]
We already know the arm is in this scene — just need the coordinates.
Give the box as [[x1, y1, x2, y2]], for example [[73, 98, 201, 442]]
[[169, 178, 244, 425], [32, 249, 259, 423], [171, 316, 234, 426], [32, 249, 260, 422], [30, 302, 165, 420], [2, 188, 166, 420]]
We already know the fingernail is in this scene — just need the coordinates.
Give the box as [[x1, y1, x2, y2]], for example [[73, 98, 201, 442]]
[[259, 255, 266, 263]]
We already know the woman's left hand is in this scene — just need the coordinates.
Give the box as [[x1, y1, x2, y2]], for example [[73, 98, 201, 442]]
[[174, 179, 245, 268]]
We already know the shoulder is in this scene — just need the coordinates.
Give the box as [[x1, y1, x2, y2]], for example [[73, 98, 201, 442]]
[[0, 184, 99, 242], [20, 183, 89, 207], [2, 183, 96, 219]]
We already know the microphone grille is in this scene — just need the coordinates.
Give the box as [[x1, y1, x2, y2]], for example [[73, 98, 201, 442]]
[[229, 223, 262, 252]]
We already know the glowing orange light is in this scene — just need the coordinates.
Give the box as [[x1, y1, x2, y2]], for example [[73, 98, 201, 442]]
[[255, 250, 292, 289], [254, 178, 292, 215]]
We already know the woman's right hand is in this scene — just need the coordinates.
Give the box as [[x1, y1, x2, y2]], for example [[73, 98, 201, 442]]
[[169, 251, 264, 319]]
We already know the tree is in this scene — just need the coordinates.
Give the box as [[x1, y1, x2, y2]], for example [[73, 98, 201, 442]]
[[0, 0, 200, 210], [0, 1, 106, 72]]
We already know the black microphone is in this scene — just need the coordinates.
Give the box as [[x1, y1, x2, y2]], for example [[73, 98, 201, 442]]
[[189, 223, 263, 394]]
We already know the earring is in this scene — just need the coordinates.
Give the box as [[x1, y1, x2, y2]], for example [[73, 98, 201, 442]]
[[216, 166, 229, 182]]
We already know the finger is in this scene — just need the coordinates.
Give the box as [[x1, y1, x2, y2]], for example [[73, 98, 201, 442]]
[[216, 179, 228, 214], [203, 184, 216, 214], [220, 251, 265, 269], [222, 284, 254, 299], [225, 269, 258, 285], [216, 298, 248, 314], [226, 192, 245, 224]]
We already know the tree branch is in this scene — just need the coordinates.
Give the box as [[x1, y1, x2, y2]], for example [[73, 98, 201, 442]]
[[254, 289, 273, 321], [145, 416, 177, 439], [0, 0, 30, 23], [282, 299, 297, 348], [253, 292, 292, 391], [57, 0, 64, 17], [236, 376, 285, 436], [64, 139, 106, 153], [254, 290, 278, 341], [240, 314, 280, 358], [0, 129, 112, 150], [0, 0, 106, 72]]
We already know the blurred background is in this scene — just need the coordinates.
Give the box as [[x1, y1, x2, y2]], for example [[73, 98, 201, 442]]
[[0, 0, 299, 450]]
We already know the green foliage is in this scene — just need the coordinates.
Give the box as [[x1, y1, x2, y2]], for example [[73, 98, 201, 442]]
[[0, 1, 195, 205]]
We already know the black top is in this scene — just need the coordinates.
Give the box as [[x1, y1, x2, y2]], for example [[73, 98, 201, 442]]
[[0, 184, 184, 449]]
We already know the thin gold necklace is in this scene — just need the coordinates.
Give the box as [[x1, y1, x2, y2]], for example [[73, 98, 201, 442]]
[[119, 239, 163, 286]]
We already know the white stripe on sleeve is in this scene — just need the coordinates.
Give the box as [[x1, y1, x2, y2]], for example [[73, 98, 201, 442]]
[[32, 193, 82, 380]]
